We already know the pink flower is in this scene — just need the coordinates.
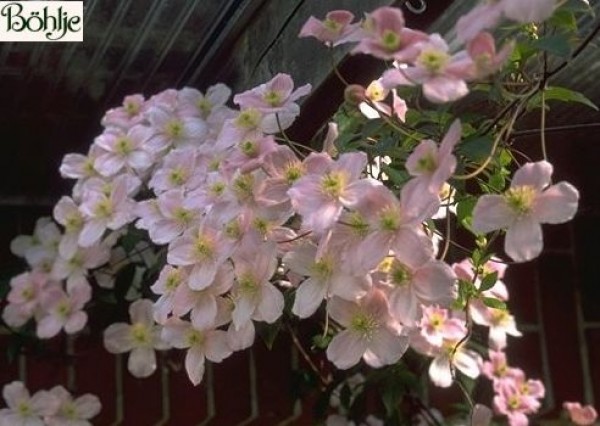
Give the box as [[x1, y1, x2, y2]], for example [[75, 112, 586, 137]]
[[101, 94, 147, 129], [482, 350, 521, 383], [419, 305, 466, 348], [299, 10, 361, 46], [162, 318, 232, 386], [144, 107, 208, 153], [103, 299, 169, 378], [3, 271, 56, 328], [148, 147, 206, 194], [0, 382, 59, 426], [37, 284, 91, 339], [501, 0, 556, 24], [177, 84, 232, 120], [167, 221, 235, 290], [45, 386, 101, 426], [326, 289, 408, 369], [468, 32, 514, 79], [148, 189, 202, 244], [472, 161, 579, 262], [455, 3, 504, 43], [78, 175, 136, 247], [283, 241, 370, 318], [402, 34, 475, 103], [233, 73, 311, 115], [352, 6, 428, 61], [405, 119, 461, 194], [563, 402, 598, 426], [287, 152, 368, 234], [171, 263, 233, 330], [230, 244, 283, 329], [11, 217, 61, 270], [93, 126, 154, 176], [53, 196, 85, 259], [344, 180, 437, 274], [375, 251, 456, 326]]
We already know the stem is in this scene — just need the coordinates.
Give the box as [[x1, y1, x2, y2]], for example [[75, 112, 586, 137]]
[[438, 202, 452, 261], [276, 230, 312, 244], [285, 323, 330, 388], [540, 87, 548, 160], [276, 113, 311, 157], [329, 48, 349, 86]]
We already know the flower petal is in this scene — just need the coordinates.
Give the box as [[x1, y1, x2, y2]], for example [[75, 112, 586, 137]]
[[534, 182, 579, 224], [504, 217, 543, 262]]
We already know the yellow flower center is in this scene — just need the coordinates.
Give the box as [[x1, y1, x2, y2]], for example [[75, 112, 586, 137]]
[[350, 313, 379, 340], [168, 168, 187, 186], [391, 262, 412, 287], [381, 29, 401, 52], [186, 329, 204, 346], [165, 120, 184, 139], [504, 185, 536, 215], [284, 163, 304, 184], [263, 90, 282, 107], [197, 98, 212, 116], [320, 171, 348, 198], [115, 137, 133, 156], [323, 18, 342, 33], [131, 322, 151, 345], [194, 234, 215, 261], [417, 49, 450, 74], [235, 109, 261, 129]]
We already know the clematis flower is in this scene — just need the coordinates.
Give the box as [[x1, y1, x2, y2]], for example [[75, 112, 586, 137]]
[[144, 107, 208, 153], [402, 34, 475, 103], [101, 94, 147, 129], [78, 175, 137, 247], [45, 386, 101, 426], [482, 350, 521, 384], [103, 299, 169, 378], [563, 402, 598, 426], [287, 152, 368, 234], [405, 119, 461, 195], [230, 244, 283, 330], [37, 284, 91, 339], [283, 241, 371, 319], [375, 251, 456, 326], [167, 221, 235, 290], [326, 289, 408, 369], [299, 10, 361, 46], [0, 382, 59, 426], [171, 263, 234, 330], [344, 179, 438, 274], [352, 6, 428, 61], [178, 84, 232, 120], [53, 196, 85, 259], [472, 161, 579, 262], [93, 126, 154, 177], [233, 73, 311, 116], [11, 217, 61, 271], [148, 147, 206, 194], [468, 32, 513, 79], [161, 317, 232, 386]]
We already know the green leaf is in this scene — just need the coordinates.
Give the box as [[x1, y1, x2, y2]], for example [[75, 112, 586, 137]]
[[456, 197, 477, 230], [549, 9, 577, 32], [458, 135, 494, 163], [534, 86, 599, 111], [479, 271, 498, 292], [482, 297, 507, 310], [381, 165, 410, 186], [533, 34, 572, 57]]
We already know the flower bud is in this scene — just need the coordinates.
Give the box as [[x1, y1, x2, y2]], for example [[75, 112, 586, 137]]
[[344, 84, 366, 106]]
